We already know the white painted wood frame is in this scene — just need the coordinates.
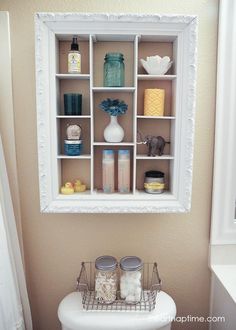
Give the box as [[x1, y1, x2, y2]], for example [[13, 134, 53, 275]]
[[210, 0, 236, 244], [35, 13, 197, 213]]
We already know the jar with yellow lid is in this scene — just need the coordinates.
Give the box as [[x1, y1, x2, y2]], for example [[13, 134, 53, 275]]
[[144, 171, 165, 194]]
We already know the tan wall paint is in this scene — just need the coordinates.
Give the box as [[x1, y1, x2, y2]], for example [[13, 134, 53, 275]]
[[0, 1, 218, 329]]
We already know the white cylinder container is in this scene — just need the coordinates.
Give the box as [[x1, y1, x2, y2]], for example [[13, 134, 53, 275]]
[[102, 150, 115, 193], [118, 150, 130, 193]]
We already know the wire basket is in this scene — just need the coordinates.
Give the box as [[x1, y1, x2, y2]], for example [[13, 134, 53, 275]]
[[76, 262, 162, 312]]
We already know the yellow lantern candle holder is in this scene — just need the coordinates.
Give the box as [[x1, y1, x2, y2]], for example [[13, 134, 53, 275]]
[[144, 89, 165, 116]]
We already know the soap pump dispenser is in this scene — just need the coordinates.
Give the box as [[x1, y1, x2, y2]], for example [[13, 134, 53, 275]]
[[68, 36, 81, 73]]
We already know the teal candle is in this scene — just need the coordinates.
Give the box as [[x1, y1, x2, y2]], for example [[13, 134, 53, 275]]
[[64, 93, 82, 115]]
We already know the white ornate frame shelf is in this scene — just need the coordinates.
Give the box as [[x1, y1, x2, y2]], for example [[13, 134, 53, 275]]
[[35, 13, 197, 213]]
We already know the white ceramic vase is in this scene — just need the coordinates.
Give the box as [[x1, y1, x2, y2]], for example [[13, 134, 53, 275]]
[[104, 116, 124, 142]]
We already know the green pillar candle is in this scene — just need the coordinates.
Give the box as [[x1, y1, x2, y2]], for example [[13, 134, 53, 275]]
[[64, 93, 82, 115]]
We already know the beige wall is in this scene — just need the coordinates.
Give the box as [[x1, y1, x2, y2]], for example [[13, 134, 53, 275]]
[[0, 1, 218, 329]]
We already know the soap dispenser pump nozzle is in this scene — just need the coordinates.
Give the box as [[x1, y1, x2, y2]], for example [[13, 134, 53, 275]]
[[71, 37, 79, 51]]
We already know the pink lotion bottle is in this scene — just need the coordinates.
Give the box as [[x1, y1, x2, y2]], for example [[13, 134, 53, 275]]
[[102, 150, 115, 193], [118, 150, 130, 193]]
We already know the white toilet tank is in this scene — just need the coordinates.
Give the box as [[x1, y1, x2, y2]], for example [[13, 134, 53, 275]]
[[58, 291, 176, 330]]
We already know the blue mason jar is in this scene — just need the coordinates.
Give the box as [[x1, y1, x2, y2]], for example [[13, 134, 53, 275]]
[[104, 53, 125, 87]]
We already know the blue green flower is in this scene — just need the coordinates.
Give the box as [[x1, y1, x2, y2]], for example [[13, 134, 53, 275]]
[[99, 98, 128, 116]]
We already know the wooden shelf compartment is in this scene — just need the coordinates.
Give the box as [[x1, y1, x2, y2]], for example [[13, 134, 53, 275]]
[[57, 36, 90, 75], [137, 36, 176, 75], [137, 79, 173, 117], [58, 79, 90, 116], [93, 40, 135, 87], [93, 145, 134, 194], [60, 158, 91, 193], [136, 119, 173, 156], [58, 118, 91, 156], [136, 159, 171, 193], [93, 91, 134, 144]]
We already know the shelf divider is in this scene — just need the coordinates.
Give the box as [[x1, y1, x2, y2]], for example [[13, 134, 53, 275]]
[[57, 155, 91, 159], [137, 115, 175, 120], [89, 35, 94, 193], [56, 115, 91, 119], [92, 87, 135, 93], [133, 35, 139, 193], [137, 74, 176, 80], [93, 142, 135, 146], [136, 155, 174, 160], [56, 73, 90, 79]]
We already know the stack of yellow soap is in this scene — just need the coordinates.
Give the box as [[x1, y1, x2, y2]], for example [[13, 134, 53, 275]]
[[144, 89, 165, 116]]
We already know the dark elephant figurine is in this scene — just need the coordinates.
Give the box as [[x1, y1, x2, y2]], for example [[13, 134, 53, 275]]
[[145, 135, 169, 157]]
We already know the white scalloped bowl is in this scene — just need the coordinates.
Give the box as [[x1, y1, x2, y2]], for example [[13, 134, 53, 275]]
[[140, 55, 173, 75]]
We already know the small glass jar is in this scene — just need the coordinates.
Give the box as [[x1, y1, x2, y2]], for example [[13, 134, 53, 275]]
[[144, 171, 165, 194], [95, 256, 118, 304], [64, 140, 83, 156], [104, 53, 125, 87], [120, 256, 143, 304]]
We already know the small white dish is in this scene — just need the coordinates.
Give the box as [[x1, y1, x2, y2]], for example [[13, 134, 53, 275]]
[[140, 55, 173, 75]]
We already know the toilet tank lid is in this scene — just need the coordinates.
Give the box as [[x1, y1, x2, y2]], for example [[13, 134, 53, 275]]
[[58, 291, 176, 329]]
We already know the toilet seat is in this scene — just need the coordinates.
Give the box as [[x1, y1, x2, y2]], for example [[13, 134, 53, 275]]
[[58, 291, 176, 330]]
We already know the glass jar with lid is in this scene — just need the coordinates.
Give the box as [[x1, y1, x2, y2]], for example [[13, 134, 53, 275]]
[[144, 170, 165, 194], [104, 53, 125, 87], [120, 256, 143, 304], [95, 255, 118, 304]]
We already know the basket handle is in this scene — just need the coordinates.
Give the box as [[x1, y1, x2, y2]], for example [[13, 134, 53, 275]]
[[76, 262, 89, 292]]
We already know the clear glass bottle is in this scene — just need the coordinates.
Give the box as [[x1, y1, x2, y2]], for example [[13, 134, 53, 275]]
[[102, 150, 115, 193], [104, 53, 125, 87], [95, 256, 118, 304], [120, 256, 143, 304], [118, 150, 130, 193]]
